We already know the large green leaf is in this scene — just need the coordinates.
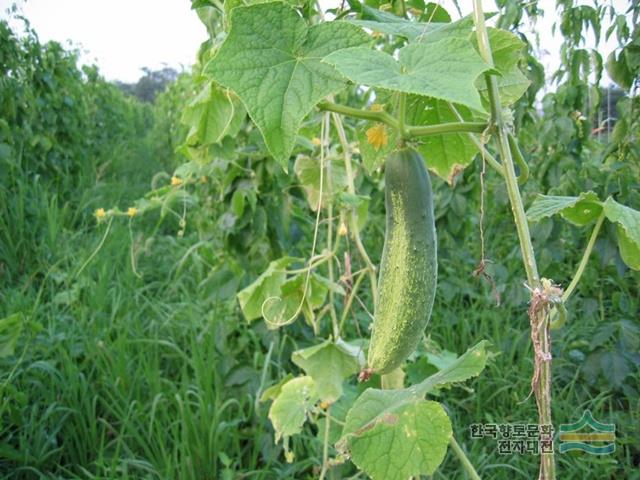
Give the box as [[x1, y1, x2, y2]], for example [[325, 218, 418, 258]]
[[206, 2, 369, 167], [292, 339, 364, 402], [324, 38, 490, 112], [526, 191, 602, 226], [408, 97, 479, 183], [236, 257, 292, 322], [603, 197, 640, 270], [347, 401, 452, 480], [268, 376, 319, 442], [474, 28, 530, 106], [337, 341, 488, 479]]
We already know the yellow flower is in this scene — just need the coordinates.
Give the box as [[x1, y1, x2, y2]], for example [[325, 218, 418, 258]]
[[366, 123, 388, 151], [127, 207, 137, 217], [311, 137, 322, 146], [338, 222, 348, 236], [95, 208, 106, 220], [171, 176, 183, 187], [370, 103, 384, 112]]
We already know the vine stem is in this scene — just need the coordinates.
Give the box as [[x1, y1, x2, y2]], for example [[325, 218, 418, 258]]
[[562, 210, 605, 303], [406, 121, 487, 137], [318, 101, 487, 138], [450, 437, 481, 480], [318, 407, 332, 480], [471, 2, 554, 479], [322, 111, 341, 338]]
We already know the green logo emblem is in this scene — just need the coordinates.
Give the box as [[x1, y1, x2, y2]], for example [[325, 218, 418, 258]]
[[559, 410, 615, 455]]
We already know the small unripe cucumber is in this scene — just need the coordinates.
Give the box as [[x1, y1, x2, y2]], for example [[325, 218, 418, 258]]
[[368, 147, 437, 375]]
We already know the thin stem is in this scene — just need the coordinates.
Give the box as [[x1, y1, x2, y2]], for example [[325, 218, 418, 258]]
[[472, 2, 538, 287], [331, 112, 379, 307], [339, 269, 368, 334], [450, 437, 481, 480], [562, 210, 606, 303], [319, 101, 399, 130], [286, 252, 334, 275], [407, 121, 488, 137], [319, 407, 332, 480]]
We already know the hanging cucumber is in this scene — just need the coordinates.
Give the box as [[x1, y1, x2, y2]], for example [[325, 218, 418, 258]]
[[368, 147, 437, 375]]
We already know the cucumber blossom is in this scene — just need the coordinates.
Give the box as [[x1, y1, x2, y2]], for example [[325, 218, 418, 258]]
[[368, 147, 437, 375]]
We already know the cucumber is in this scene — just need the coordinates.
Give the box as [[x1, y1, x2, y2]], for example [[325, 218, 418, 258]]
[[368, 147, 437, 375]]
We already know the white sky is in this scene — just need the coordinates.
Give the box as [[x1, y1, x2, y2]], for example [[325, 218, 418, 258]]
[[1, 0, 207, 82], [0, 0, 621, 85]]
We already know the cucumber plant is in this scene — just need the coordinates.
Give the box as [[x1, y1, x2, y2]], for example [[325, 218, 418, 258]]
[[96, 1, 640, 478]]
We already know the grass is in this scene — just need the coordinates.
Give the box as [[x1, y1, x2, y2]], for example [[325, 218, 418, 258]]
[[1, 113, 637, 480]]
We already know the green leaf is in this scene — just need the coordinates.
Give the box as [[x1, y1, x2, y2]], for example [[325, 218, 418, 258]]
[[349, 10, 473, 42], [294, 154, 348, 211], [237, 257, 292, 322], [338, 341, 488, 479], [0, 313, 24, 358], [526, 191, 602, 226], [408, 97, 479, 183], [417, 14, 476, 43], [292, 338, 364, 402], [474, 28, 530, 106], [603, 197, 640, 271], [206, 2, 369, 167], [324, 38, 490, 112], [268, 376, 319, 442], [182, 81, 246, 146], [346, 401, 452, 480], [616, 226, 640, 270]]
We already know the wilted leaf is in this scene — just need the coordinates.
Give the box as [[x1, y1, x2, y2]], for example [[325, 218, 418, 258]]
[[292, 338, 364, 402], [268, 376, 319, 442]]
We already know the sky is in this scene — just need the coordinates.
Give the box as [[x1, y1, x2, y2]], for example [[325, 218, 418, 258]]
[[0, 0, 620, 85], [0, 0, 208, 82]]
